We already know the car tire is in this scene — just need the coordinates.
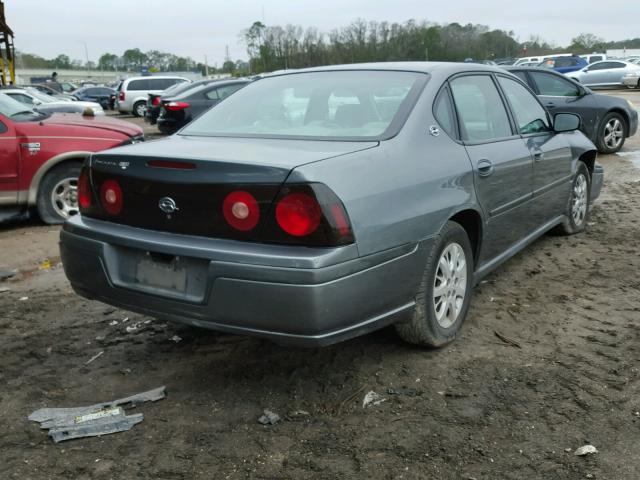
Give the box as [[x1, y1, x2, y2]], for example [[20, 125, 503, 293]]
[[36, 162, 82, 225], [132, 101, 146, 118], [395, 221, 474, 347], [158, 124, 178, 135], [596, 112, 627, 154], [556, 162, 591, 235]]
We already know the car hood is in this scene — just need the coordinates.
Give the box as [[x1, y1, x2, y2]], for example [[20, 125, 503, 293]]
[[103, 134, 379, 170], [33, 113, 143, 137]]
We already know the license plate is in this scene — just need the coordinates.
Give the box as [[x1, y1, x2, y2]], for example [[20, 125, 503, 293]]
[[135, 254, 187, 293]]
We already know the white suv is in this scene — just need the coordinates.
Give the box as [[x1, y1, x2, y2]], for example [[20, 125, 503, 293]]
[[116, 76, 189, 117]]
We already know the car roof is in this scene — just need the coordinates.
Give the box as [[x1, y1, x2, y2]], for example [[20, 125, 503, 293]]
[[265, 61, 508, 78], [124, 75, 189, 82]]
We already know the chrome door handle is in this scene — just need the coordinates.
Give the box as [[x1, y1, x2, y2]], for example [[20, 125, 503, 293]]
[[533, 151, 545, 161], [477, 159, 494, 177]]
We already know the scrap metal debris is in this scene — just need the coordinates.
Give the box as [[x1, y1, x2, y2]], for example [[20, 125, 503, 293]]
[[84, 351, 104, 365], [574, 445, 598, 456], [363, 390, 386, 408], [0, 268, 16, 281], [494, 330, 522, 349], [28, 386, 166, 443], [258, 409, 281, 425]]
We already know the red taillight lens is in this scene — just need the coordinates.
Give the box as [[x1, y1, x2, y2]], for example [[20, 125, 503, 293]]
[[223, 190, 260, 231], [78, 168, 92, 210], [100, 179, 123, 215], [275, 193, 322, 237], [118, 91, 125, 101], [165, 101, 190, 111], [152, 96, 161, 106]]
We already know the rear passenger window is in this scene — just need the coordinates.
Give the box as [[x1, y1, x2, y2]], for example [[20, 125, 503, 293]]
[[450, 75, 512, 142], [127, 79, 149, 91], [511, 71, 529, 84], [498, 76, 550, 134], [216, 84, 244, 100], [205, 88, 219, 100], [433, 87, 456, 138], [530, 72, 580, 97]]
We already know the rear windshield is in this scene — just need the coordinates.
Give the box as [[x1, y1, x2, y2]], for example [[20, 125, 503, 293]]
[[180, 70, 427, 140]]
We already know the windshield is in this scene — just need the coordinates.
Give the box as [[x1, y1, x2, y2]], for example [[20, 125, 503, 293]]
[[0, 93, 38, 117], [25, 87, 56, 103], [180, 70, 427, 140]]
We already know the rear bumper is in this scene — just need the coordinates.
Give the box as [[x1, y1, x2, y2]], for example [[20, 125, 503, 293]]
[[628, 108, 638, 138], [60, 216, 428, 346]]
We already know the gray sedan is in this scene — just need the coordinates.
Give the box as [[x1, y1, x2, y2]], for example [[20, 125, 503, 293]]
[[567, 60, 640, 87], [59, 63, 603, 348]]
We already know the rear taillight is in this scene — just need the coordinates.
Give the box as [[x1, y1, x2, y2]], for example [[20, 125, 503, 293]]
[[118, 91, 125, 101], [219, 183, 353, 246], [223, 191, 260, 231], [77, 167, 92, 210], [152, 96, 161, 106], [165, 101, 190, 111], [100, 179, 123, 215], [269, 184, 354, 246], [275, 193, 321, 237]]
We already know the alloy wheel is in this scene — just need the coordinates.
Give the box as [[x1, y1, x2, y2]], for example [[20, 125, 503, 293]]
[[572, 173, 588, 226], [433, 242, 467, 329], [603, 118, 624, 150]]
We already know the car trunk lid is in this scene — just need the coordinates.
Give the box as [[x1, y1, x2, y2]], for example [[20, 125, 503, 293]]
[[82, 135, 377, 239]]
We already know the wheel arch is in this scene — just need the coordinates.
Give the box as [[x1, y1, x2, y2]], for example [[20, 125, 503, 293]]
[[449, 208, 483, 267], [606, 108, 630, 135], [27, 151, 90, 205], [577, 149, 597, 176]]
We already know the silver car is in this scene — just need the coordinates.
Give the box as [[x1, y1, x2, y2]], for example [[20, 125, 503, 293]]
[[60, 63, 603, 348], [567, 60, 640, 87]]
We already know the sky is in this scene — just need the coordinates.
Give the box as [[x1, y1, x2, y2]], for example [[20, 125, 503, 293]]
[[6, 0, 639, 66]]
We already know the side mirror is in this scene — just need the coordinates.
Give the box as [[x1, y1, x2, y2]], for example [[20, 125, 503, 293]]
[[554, 113, 581, 133]]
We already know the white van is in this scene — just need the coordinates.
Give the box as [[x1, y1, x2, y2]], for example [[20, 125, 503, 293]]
[[116, 75, 189, 117], [580, 53, 607, 64], [513, 53, 573, 66]]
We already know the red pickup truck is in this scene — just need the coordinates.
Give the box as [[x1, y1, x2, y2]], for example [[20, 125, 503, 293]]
[[0, 94, 143, 223]]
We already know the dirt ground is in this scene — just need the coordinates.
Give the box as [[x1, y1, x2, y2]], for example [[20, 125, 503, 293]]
[[1, 91, 640, 480]]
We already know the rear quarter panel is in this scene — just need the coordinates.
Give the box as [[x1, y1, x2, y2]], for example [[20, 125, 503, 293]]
[[288, 79, 478, 257]]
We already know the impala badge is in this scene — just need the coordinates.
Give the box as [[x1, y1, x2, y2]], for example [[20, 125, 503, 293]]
[[159, 197, 179, 218], [429, 125, 440, 137]]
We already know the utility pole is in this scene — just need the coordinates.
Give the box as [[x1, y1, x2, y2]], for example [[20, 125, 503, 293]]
[[83, 41, 89, 68], [204, 55, 209, 77]]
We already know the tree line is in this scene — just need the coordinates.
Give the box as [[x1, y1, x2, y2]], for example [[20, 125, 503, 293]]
[[15, 19, 640, 76], [241, 19, 640, 74], [16, 48, 209, 73]]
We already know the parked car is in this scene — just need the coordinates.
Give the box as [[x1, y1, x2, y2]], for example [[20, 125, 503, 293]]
[[60, 63, 603, 348], [73, 86, 116, 110], [567, 60, 640, 87], [145, 80, 202, 125], [623, 70, 640, 89], [580, 53, 607, 64], [115, 75, 189, 117], [513, 53, 572, 66], [156, 79, 249, 134], [1, 87, 104, 116], [0, 93, 143, 224], [27, 84, 77, 102], [538, 55, 588, 74], [507, 67, 638, 153]]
